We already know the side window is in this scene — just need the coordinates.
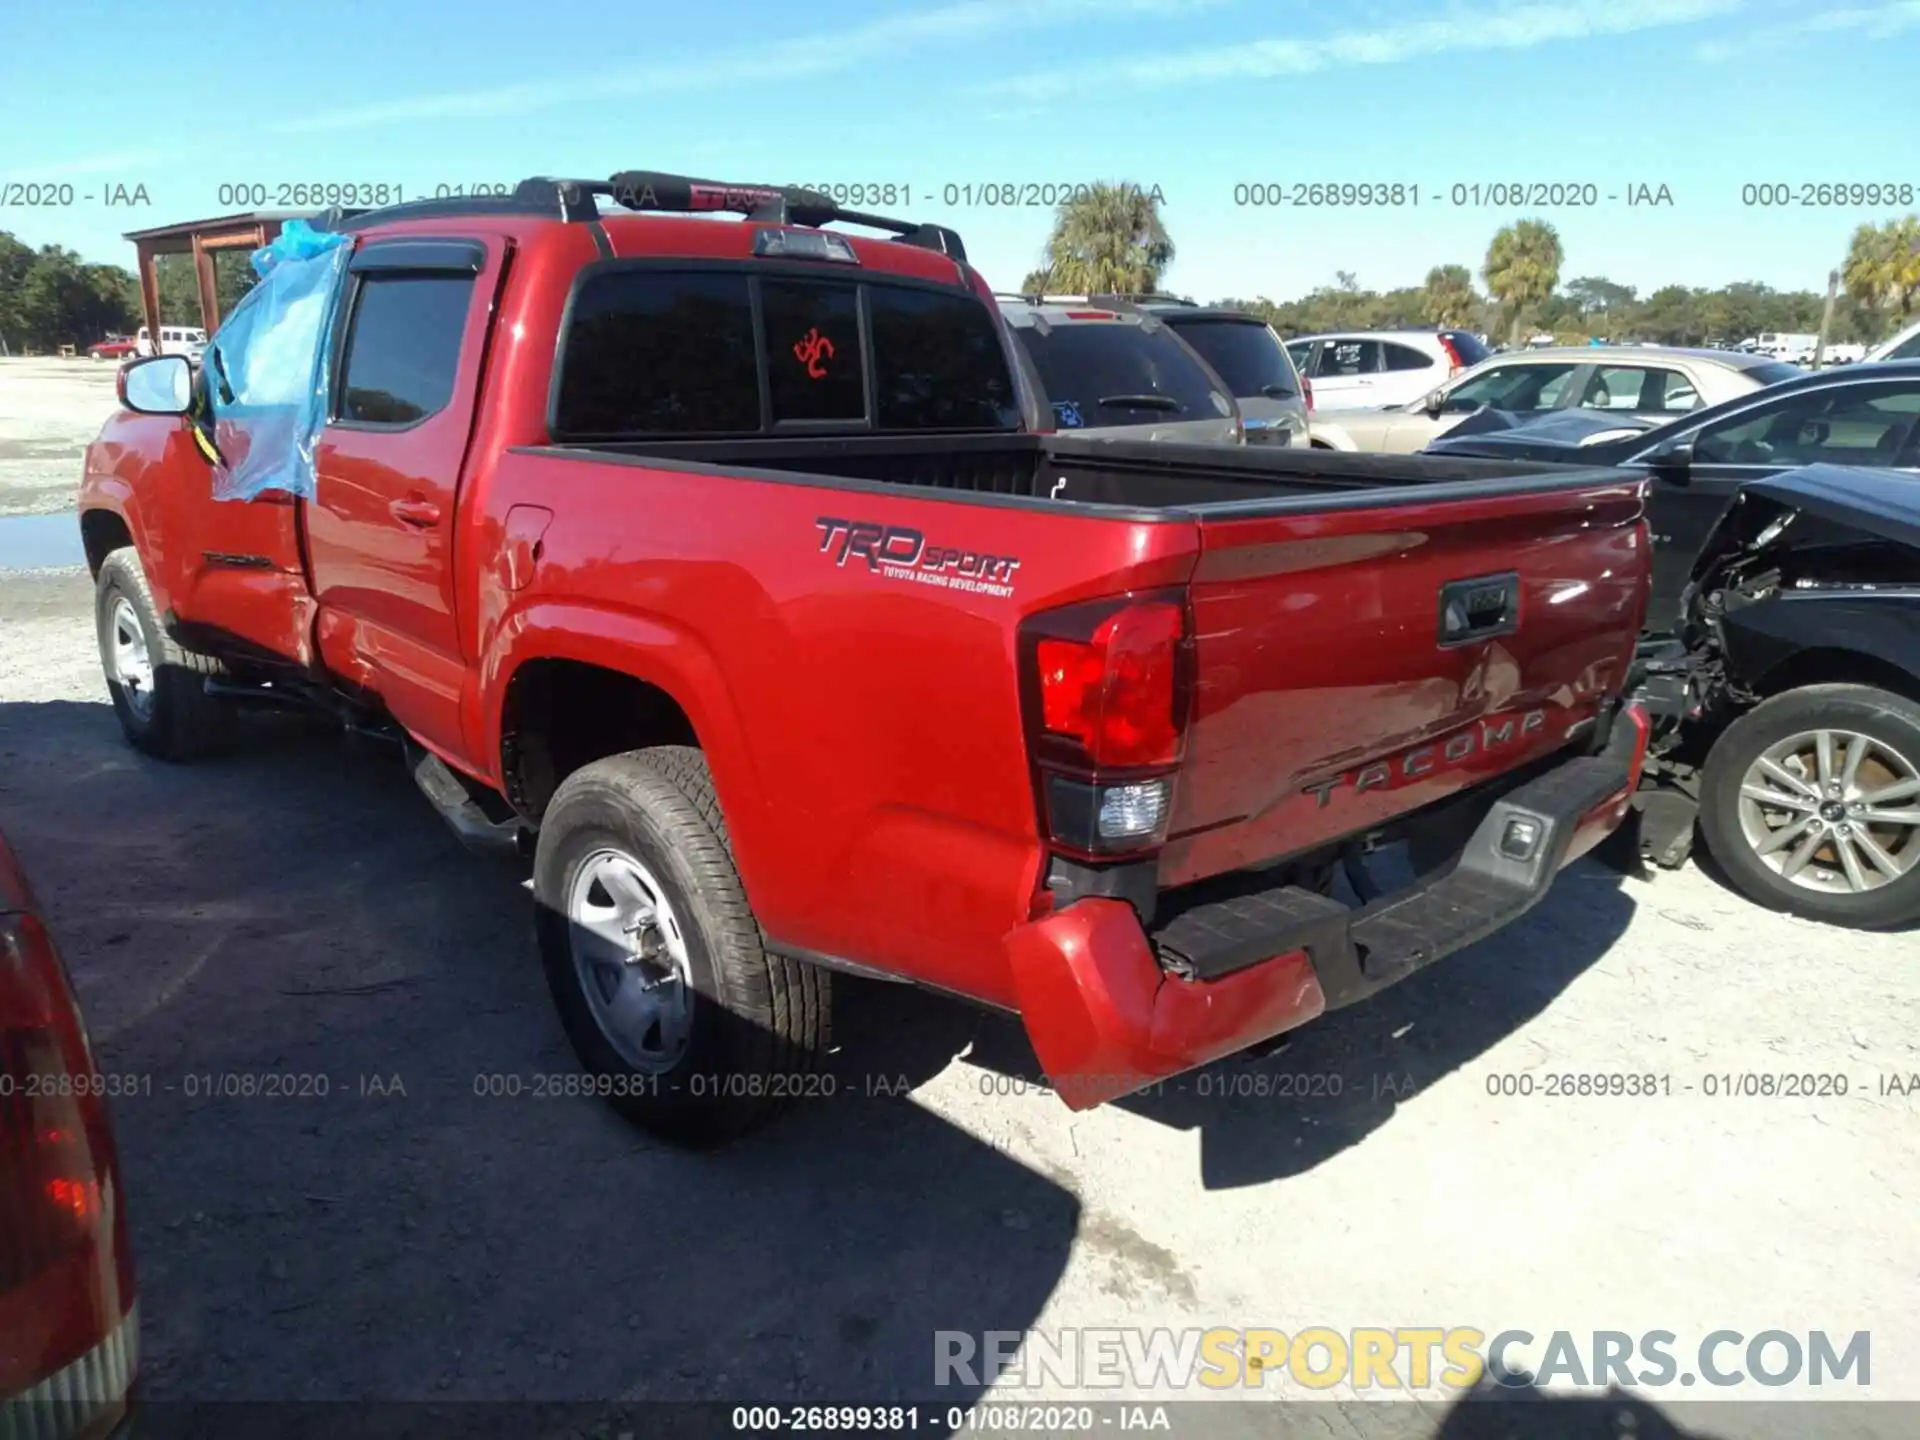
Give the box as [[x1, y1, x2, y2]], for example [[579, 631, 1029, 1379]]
[[1577, 366, 1698, 413], [1322, 340, 1380, 376], [1381, 343, 1434, 372], [338, 274, 475, 425], [553, 271, 759, 437], [1886, 331, 1920, 362], [761, 278, 864, 424], [1285, 340, 1317, 375], [1444, 363, 1578, 413], [1693, 384, 1920, 466]]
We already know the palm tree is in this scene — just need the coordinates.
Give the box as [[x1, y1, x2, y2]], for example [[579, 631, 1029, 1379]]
[[1482, 219, 1564, 346], [1891, 215, 1920, 319], [1037, 182, 1174, 295], [1420, 264, 1478, 327], [1841, 221, 1896, 320]]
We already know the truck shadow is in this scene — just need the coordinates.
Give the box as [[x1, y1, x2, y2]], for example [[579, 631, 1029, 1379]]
[[840, 856, 1638, 1192], [1431, 1376, 1730, 1438], [0, 699, 1072, 1423]]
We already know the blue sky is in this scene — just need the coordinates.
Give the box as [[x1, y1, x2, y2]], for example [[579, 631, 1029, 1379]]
[[4, 0, 1918, 304]]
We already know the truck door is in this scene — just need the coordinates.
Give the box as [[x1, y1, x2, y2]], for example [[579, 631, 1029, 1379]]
[[306, 237, 505, 761]]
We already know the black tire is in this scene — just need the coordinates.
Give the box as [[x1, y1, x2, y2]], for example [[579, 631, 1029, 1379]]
[[531, 746, 830, 1147], [1699, 683, 1920, 929], [95, 547, 236, 761]]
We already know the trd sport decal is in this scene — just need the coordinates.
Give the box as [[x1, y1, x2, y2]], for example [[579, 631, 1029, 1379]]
[[793, 327, 834, 379], [815, 518, 1021, 598]]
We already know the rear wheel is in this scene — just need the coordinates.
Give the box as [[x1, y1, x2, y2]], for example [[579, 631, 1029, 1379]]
[[1698, 684, 1920, 929], [95, 547, 235, 761], [531, 746, 830, 1147]]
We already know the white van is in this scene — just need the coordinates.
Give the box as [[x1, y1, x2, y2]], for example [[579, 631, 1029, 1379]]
[[137, 325, 208, 360]]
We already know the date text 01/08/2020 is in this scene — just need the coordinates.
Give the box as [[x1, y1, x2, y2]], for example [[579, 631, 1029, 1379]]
[[1230, 182, 1675, 209], [1483, 1071, 1920, 1098]]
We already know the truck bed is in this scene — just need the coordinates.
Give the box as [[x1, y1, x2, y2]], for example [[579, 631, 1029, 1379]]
[[535, 431, 1631, 513]]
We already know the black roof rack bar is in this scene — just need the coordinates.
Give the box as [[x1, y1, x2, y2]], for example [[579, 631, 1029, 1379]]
[[605, 170, 966, 263], [307, 170, 969, 262]]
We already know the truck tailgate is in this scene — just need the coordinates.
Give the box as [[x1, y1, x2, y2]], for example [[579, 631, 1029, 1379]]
[[1161, 474, 1649, 887]]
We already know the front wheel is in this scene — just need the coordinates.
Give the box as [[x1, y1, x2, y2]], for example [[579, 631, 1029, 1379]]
[[531, 746, 831, 1147], [95, 547, 235, 761], [1698, 684, 1920, 929]]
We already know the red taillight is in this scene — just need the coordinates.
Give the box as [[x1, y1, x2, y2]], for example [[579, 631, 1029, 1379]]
[[1036, 602, 1185, 768], [1021, 593, 1192, 857], [1063, 310, 1118, 320], [1437, 334, 1465, 377], [0, 910, 137, 1428], [1302, 376, 1314, 412]]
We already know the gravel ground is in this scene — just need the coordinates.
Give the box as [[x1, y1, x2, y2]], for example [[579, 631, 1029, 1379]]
[[0, 357, 120, 517], [2, 564, 1916, 1439]]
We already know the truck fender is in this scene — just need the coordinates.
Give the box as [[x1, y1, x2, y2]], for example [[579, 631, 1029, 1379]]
[[477, 599, 775, 899]]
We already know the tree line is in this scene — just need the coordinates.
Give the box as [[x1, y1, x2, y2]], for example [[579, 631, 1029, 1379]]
[[0, 234, 254, 355], [5, 194, 1919, 354], [1022, 184, 1920, 348]]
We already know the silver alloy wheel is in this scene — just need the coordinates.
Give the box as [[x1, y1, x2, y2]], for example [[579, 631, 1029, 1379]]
[[108, 596, 156, 723], [1736, 727, 1920, 894], [565, 847, 695, 1073]]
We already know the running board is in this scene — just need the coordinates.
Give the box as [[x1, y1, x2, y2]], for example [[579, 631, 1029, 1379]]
[[405, 743, 529, 858]]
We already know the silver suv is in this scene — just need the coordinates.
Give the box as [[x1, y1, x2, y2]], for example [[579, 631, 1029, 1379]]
[[1113, 298, 1309, 446], [995, 295, 1243, 444]]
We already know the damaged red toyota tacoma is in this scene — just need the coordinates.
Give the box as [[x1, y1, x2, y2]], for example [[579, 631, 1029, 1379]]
[[76, 172, 1651, 1145]]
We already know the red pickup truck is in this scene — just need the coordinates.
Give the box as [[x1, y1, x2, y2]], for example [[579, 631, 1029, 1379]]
[[76, 173, 1652, 1146]]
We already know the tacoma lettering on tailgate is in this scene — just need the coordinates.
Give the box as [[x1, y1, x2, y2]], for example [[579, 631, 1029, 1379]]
[[1304, 709, 1547, 809]]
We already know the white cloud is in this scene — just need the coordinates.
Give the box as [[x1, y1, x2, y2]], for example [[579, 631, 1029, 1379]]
[[270, 0, 1224, 135], [1698, 0, 1920, 59], [973, 0, 1747, 100]]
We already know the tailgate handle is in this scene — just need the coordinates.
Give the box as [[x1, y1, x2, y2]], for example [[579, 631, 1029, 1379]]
[[1438, 572, 1519, 647]]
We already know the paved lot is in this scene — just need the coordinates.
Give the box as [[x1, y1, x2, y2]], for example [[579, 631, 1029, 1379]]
[[2, 564, 1917, 1434]]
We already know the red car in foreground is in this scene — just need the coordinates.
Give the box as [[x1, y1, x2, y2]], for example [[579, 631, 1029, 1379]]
[[0, 833, 139, 1437]]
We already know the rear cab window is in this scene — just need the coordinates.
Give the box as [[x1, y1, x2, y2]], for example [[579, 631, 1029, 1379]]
[[552, 267, 1021, 438], [1011, 320, 1226, 428], [1164, 318, 1298, 399]]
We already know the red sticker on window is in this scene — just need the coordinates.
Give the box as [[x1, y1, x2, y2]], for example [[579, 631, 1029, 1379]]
[[793, 326, 835, 380]]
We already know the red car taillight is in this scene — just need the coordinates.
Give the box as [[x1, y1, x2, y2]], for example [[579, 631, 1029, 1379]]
[[1019, 592, 1193, 858], [0, 911, 137, 1436], [1437, 334, 1465, 378], [1301, 376, 1314, 412]]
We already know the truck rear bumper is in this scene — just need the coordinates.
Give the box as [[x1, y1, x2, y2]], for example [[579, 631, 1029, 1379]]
[[1005, 702, 1649, 1110]]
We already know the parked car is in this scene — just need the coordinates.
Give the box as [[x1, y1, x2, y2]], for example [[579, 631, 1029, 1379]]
[[1102, 299, 1310, 446], [1285, 329, 1492, 410], [1425, 360, 1920, 626], [1311, 346, 1799, 455], [1866, 318, 1920, 363], [1629, 465, 1920, 928], [81, 170, 1649, 1147], [0, 829, 140, 1437], [87, 336, 138, 363], [996, 294, 1243, 444], [134, 324, 206, 361]]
